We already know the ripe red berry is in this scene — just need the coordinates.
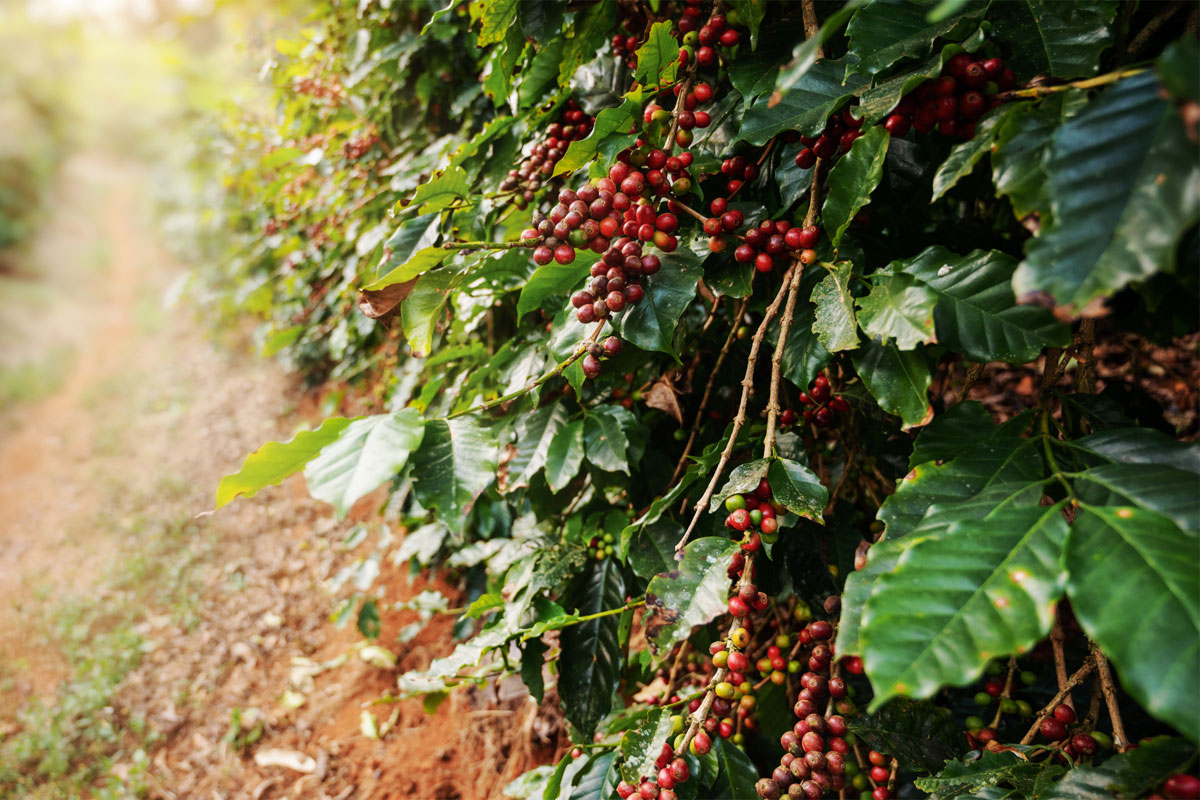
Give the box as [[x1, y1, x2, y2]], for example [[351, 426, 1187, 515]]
[[721, 210, 743, 231], [962, 61, 987, 88], [728, 596, 749, 617], [582, 354, 602, 379], [884, 114, 911, 137], [870, 765, 889, 782], [812, 135, 836, 160], [959, 91, 985, 119], [755, 251, 774, 273], [794, 148, 816, 169], [1040, 716, 1067, 741], [727, 508, 751, 531], [873, 789, 892, 800], [655, 212, 679, 233], [718, 28, 739, 47], [1053, 703, 1076, 724], [795, 225, 820, 249], [1164, 775, 1200, 799]]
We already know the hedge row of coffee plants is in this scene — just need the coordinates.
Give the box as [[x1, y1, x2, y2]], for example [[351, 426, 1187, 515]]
[[211, 1, 1199, 797]]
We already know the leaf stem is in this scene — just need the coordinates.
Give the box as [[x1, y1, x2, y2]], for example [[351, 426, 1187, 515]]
[[675, 264, 798, 553], [1093, 646, 1131, 751], [996, 67, 1146, 101], [441, 238, 538, 250], [445, 322, 605, 419]]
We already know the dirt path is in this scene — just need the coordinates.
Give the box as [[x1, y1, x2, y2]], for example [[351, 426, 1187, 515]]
[[0, 156, 555, 799]]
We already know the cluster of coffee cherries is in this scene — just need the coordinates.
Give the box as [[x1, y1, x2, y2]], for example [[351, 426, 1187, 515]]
[[611, 7, 648, 68], [724, 478, 785, 550], [1151, 773, 1200, 800], [677, 2, 742, 69], [499, 100, 594, 209], [781, 372, 850, 428], [341, 130, 379, 161], [883, 53, 1014, 141], [581, 335, 624, 380], [1037, 702, 1113, 760], [733, 212, 823, 273], [794, 107, 866, 169], [586, 531, 617, 561]]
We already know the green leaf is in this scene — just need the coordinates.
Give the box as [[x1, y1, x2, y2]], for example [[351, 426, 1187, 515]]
[[727, 15, 805, 102], [1040, 735, 1197, 799], [709, 738, 759, 799], [645, 537, 739, 656], [848, 698, 966, 775], [908, 401, 995, 468], [304, 409, 425, 518], [557, 1, 616, 89], [880, 416, 1043, 538], [584, 406, 631, 474], [845, 0, 986, 79], [402, 268, 459, 357], [1071, 428, 1200, 476], [503, 765, 554, 800], [742, 59, 870, 145], [518, 261, 587, 318], [477, 0, 518, 46], [1014, 72, 1200, 313], [991, 93, 1084, 220], [931, 105, 1019, 201], [356, 599, 381, 638], [559, 558, 624, 739], [860, 503, 1070, 708], [566, 750, 619, 800], [852, 340, 933, 429], [821, 126, 890, 249], [634, 21, 679, 86], [627, 519, 683, 580], [216, 417, 354, 508], [768, 457, 828, 522], [727, 0, 767, 50], [507, 403, 570, 492], [771, 268, 832, 390], [369, 212, 441, 285], [810, 260, 860, 352], [895, 247, 1071, 362], [362, 246, 446, 292], [710, 458, 771, 512], [915, 749, 1062, 799], [403, 165, 471, 215], [554, 92, 642, 177], [1158, 37, 1200, 103], [856, 272, 937, 351], [1074, 463, 1199, 535], [610, 248, 700, 356], [991, 0, 1117, 81], [411, 418, 499, 534], [774, 4, 863, 98], [619, 708, 675, 785], [517, 37, 564, 110], [1067, 505, 1199, 743], [546, 419, 585, 492]]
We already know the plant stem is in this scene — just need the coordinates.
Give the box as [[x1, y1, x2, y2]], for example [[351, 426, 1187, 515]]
[[441, 238, 537, 250], [1128, 2, 1185, 56], [801, 0, 822, 58], [1094, 648, 1131, 751], [996, 67, 1146, 101], [1050, 617, 1074, 710], [763, 261, 805, 458], [446, 322, 604, 419], [670, 297, 749, 485], [989, 655, 1019, 729], [661, 641, 691, 703], [675, 265, 798, 553], [1019, 657, 1095, 744]]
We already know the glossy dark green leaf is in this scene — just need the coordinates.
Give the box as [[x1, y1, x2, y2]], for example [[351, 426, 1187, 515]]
[[411, 418, 498, 534], [915, 749, 1062, 799], [844, 0, 986, 79], [645, 537, 739, 656], [773, 4, 863, 97], [634, 21, 679, 87], [566, 750, 620, 800], [520, 637, 548, 704], [726, 14, 805, 101], [879, 415, 1043, 538], [363, 245, 446, 292], [768, 457, 828, 523], [627, 519, 683, 579], [741, 59, 869, 145], [848, 698, 966, 775], [931, 105, 1020, 201], [304, 408, 426, 518], [852, 339, 933, 429], [727, 0, 767, 49], [861, 503, 1069, 708], [908, 401, 995, 468], [811, 260, 861, 352], [1158, 37, 1200, 103], [990, 0, 1117, 80], [1070, 428, 1200, 476], [610, 248, 700, 356], [1074, 463, 1199, 535], [517, 37, 564, 109], [990, 92, 1085, 220], [546, 419, 586, 493], [708, 738, 759, 800], [1040, 735, 1197, 799], [584, 405, 632, 474], [770, 268, 832, 390], [821, 127, 890, 249], [560, 558, 625, 739], [856, 272, 937, 351], [1067, 505, 1199, 743], [555, 91, 642, 177], [1015, 72, 1200, 313], [518, 261, 587, 318], [897, 247, 1071, 362], [370, 212, 441, 285]]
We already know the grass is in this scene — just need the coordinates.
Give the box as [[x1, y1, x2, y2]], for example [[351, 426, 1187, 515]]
[[0, 512, 214, 799], [0, 345, 74, 412]]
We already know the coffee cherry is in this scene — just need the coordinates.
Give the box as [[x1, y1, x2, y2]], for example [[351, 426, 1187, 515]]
[[691, 730, 712, 755], [756, 778, 782, 800], [728, 597, 749, 617], [727, 508, 751, 531], [1039, 716, 1067, 741], [582, 354, 602, 379], [602, 336, 622, 357], [1053, 703, 1076, 724], [873, 789, 893, 800], [1164, 775, 1200, 799], [795, 147, 816, 169]]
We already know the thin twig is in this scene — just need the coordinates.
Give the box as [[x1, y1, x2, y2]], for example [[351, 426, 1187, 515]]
[[441, 238, 537, 250], [959, 362, 984, 402], [661, 641, 691, 703], [824, 439, 860, 515], [989, 656, 1019, 729], [446, 323, 604, 419], [996, 67, 1146, 101], [1019, 658, 1096, 745], [801, 0, 822, 58], [675, 264, 798, 553], [1127, 2, 1184, 56], [1082, 673, 1103, 731], [1050, 617, 1074, 710], [1093, 648, 1130, 751], [670, 297, 750, 484], [763, 261, 805, 458]]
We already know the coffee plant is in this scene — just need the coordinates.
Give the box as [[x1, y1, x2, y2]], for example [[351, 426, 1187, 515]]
[[211, 1, 1200, 798]]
